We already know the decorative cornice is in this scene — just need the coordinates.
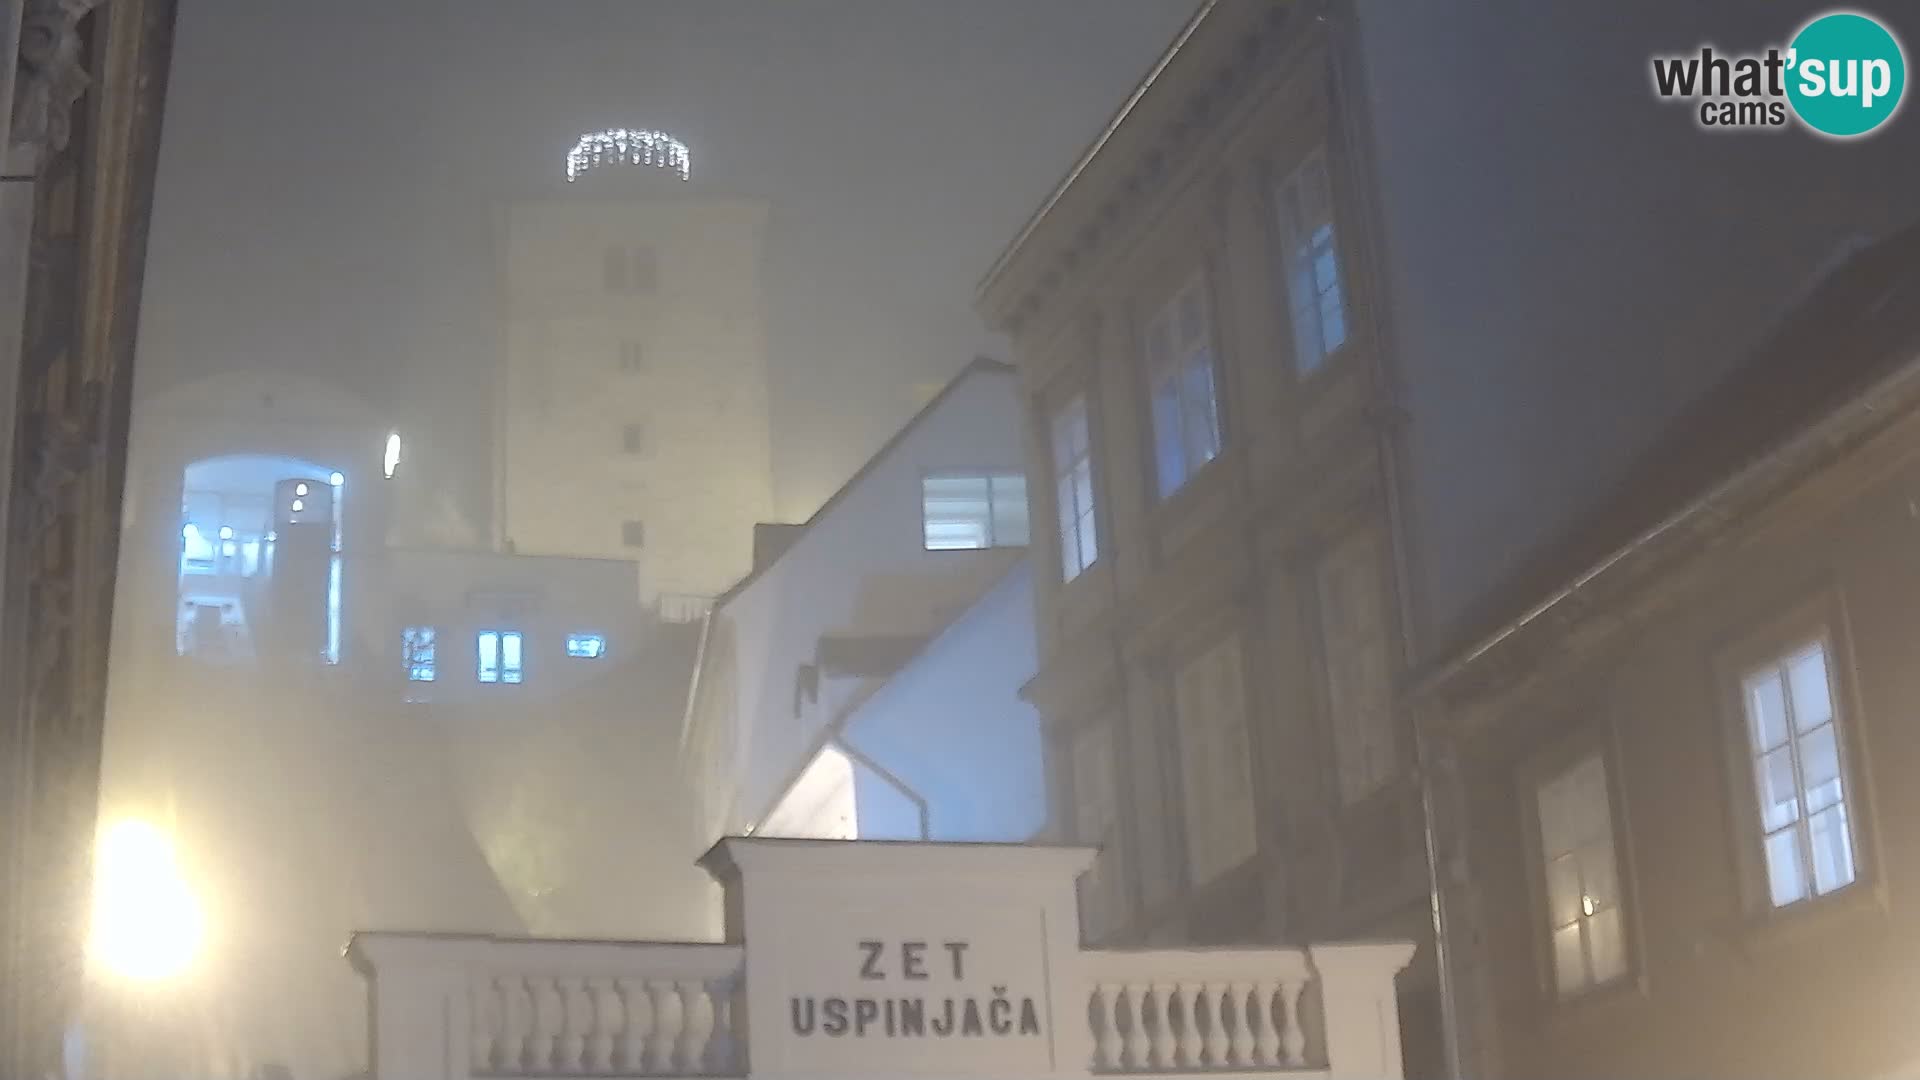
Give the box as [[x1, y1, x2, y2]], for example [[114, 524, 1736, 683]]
[[11, 0, 104, 162], [983, 2, 1315, 340]]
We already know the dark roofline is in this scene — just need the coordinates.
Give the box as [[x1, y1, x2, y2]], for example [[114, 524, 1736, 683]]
[[975, 0, 1220, 302], [1416, 221, 1920, 700], [709, 356, 1016, 609]]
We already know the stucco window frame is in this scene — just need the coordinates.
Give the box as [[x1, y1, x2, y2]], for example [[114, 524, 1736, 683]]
[[1514, 718, 1649, 1020], [1709, 586, 1887, 947], [1264, 145, 1351, 383], [1040, 382, 1101, 582]]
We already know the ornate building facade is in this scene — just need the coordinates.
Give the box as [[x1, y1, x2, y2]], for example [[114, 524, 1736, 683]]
[[0, 0, 177, 1074], [977, 2, 1442, 1073]]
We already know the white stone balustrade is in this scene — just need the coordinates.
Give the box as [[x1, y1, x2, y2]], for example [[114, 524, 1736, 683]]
[[1081, 943, 1413, 1078], [349, 935, 745, 1079], [350, 841, 1415, 1080]]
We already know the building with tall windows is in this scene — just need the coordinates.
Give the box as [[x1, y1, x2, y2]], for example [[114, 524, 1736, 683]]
[[976, 4, 1439, 1073], [494, 128, 776, 610], [982, 2, 1920, 1078]]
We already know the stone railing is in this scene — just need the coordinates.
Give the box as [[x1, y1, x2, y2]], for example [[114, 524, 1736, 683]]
[[350, 934, 745, 1079], [1082, 943, 1412, 1078]]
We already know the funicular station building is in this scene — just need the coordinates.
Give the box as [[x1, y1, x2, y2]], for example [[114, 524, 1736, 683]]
[[351, 839, 1413, 1080]]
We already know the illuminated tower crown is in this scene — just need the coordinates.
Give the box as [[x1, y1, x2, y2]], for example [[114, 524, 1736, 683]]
[[565, 128, 691, 183]]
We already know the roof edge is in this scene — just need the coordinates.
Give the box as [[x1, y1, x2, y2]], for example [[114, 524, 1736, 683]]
[[974, 0, 1221, 304]]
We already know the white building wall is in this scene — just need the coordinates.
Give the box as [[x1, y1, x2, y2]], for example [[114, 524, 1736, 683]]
[[684, 364, 1028, 853], [497, 196, 776, 603], [841, 560, 1047, 843]]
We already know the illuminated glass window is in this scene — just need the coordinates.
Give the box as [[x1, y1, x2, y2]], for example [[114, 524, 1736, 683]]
[[1275, 150, 1348, 377], [1051, 395, 1097, 581], [1145, 276, 1222, 499], [478, 630, 524, 685], [1534, 753, 1628, 998], [922, 473, 1028, 550], [1739, 638, 1857, 908], [403, 627, 436, 682], [566, 633, 607, 659]]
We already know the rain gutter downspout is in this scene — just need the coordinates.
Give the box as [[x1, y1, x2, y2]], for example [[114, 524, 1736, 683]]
[[1322, 3, 1464, 1076]]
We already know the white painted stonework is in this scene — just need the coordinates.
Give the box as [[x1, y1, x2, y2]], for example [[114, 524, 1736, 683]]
[[349, 839, 1414, 1080]]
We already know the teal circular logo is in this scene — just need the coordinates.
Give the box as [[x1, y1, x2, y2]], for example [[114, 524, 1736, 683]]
[[1787, 12, 1907, 138]]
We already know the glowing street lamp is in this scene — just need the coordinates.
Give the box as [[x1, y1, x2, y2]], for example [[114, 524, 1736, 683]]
[[89, 820, 202, 983]]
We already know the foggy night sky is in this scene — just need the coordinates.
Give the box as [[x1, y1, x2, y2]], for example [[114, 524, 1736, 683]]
[[133, 0, 1201, 524]]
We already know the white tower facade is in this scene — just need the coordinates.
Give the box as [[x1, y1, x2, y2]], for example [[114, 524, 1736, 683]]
[[496, 130, 775, 606]]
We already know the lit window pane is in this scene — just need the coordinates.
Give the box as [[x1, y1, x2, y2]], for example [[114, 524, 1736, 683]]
[[1765, 828, 1807, 907], [1580, 840, 1620, 910], [1798, 724, 1843, 812], [1181, 354, 1220, 467], [1319, 288, 1348, 352], [1544, 854, 1583, 928], [1152, 378, 1184, 497], [989, 475, 1029, 546], [1076, 507, 1098, 571], [1809, 804, 1856, 895], [1552, 922, 1585, 996], [478, 632, 500, 683], [1313, 243, 1339, 292], [1744, 669, 1789, 751], [1756, 746, 1801, 832], [1787, 644, 1834, 733], [502, 632, 523, 684], [1585, 906, 1627, 987]]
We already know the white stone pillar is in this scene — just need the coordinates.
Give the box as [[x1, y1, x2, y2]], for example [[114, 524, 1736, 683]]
[[348, 934, 479, 1080], [1309, 941, 1417, 1080]]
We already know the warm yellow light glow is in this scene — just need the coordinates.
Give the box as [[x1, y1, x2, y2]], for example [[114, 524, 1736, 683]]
[[90, 820, 202, 982]]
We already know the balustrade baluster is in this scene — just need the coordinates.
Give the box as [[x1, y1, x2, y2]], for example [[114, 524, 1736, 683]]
[[1167, 981, 1196, 1068], [680, 980, 716, 1073], [1144, 980, 1171, 1069], [1228, 981, 1255, 1066], [471, 976, 500, 1073], [1091, 983, 1122, 1071], [616, 978, 651, 1073], [1253, 979, 1283, 1066], [503, 975, 534, 1073], [530, 975, 563, 1073], [586, 978, 619, 1072], [1123, 983, 1151, 1071], [647, 980, 681, 1074], [556, 977, 588, 1072], [1202, 981, 1230, 1067], [1279, 977, 1308, 1065]]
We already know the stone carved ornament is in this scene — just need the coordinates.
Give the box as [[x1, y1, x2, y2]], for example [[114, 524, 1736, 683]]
[[11, 0, 104, 157]]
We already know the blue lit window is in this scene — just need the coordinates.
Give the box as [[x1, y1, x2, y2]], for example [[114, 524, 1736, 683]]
[[403, 627, 436, 682], [479, 630, 524, 685], [566, 634, 607, 659]]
